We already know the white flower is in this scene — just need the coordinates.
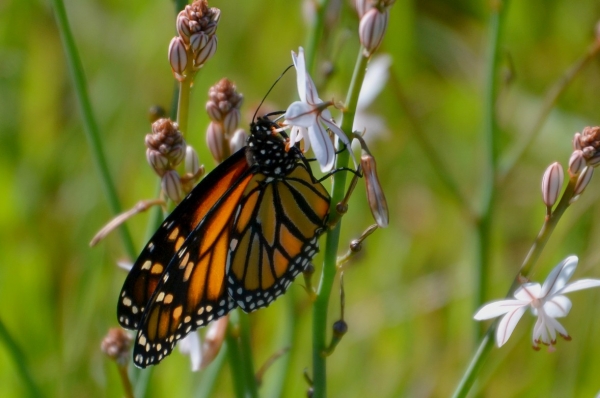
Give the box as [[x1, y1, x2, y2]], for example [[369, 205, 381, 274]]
[[284, 47, 351, 172], [179, 331, 202, 371], [353, 54, 391, 140], [474, 256, 600, 350]]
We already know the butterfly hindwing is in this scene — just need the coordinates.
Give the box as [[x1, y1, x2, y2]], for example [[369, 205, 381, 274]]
[[132, 161, 254, 368], [117, 150, 249, 330], [227, 163, 330, 311]]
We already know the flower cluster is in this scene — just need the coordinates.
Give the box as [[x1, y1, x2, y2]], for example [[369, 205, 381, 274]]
[[540, 126, 600, 209], [205, 78, 246, 163], [474, 256, 600, 350], [169, 0, 220, 82], [145, 119, 203, 202]]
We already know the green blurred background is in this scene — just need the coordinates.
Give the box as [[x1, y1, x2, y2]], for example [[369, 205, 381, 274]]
[[3, 0, 600, 396]]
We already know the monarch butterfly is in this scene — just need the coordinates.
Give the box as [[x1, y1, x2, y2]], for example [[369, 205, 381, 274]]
[[117, 115, 331, 368]]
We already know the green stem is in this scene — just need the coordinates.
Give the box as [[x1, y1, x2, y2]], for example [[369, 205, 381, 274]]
[[116, 364, 134, 398], [194, 344, 227, 398], [177, 81, 191, 137], [304, 0, 330, 75], [475, 0, 509, 338], [51, 0, 136, 258], [0, 318, 42, 398], [238, 312, 259, 398], [452, 180, 576, 397], [311, 50, 368, 398], [225, 318, 247, 398]]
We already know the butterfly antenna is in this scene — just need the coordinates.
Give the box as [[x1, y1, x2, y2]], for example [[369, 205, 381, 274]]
[[253, 64, 295, 123]]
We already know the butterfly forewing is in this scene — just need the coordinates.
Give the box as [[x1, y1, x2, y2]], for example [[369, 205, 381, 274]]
[[227, 164, 330, 311], [117, 150, 249, 330], [132, 162, 254, 368]]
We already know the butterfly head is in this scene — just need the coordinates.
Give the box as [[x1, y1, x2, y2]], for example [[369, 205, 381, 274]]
[[246, 116, 300, 177]]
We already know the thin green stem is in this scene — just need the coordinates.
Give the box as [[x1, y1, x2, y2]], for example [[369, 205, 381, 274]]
[[194, 344, 227, 398], [0, 318, 43, 398], [116, 364, 134, 398], [225, 318, 247, 398], [311, 50, 368, 398], [499, 40, 600, 183], [475, 0, 509, 338], [388, 71, 475, 222], [177, 81, 191, 137], [304, 0, 330, 75], [238, 312, 259, 398], [51, 0, 136, 258], [452, 180, 576, 397]]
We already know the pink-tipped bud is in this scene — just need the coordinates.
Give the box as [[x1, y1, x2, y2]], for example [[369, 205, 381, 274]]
[[194, 35, 218, 69], [162, 170, 184, 203], [355, 0, 371, 18], [569, 150, 585, 177], [206, 101, 222, 122], [189, 32, 208, 53], [573, 132, 582, 151], [229, 129, 248, 153], [185, 145, 200, 176], [146, 149, 170, 177], [361, 152, 389, 227], [176, 14, 191, 43], [573, 166, 593, 197], [169, 37, 188, 81], [223, 108, 241, 137], [541, 162, 564, 208], [206, 122, 226, 163], [359, 8, 389, 57], [101, 328, 132, 366], [199, 316, 228, 370]]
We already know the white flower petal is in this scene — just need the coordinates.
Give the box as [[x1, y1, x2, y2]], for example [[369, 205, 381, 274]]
[[284, 101, 313, 124], [541, 255, 578, 297], [496, 306, 528, 347], [307, 124, 335, 172], [513, 283, 541, 301], [357, 54, 392, 109], [474, 300, 528, 320], [543, 295, 572, 318], [558, 279, 600, 294], [545, 315, 568, 338], [179, 331, 201, 371], [292, 48, 307, 102]]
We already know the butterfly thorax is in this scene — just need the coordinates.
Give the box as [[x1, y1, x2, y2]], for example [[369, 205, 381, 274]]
[[246, 118, 301, 178]]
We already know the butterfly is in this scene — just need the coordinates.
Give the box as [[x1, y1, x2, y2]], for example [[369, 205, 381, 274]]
[[117, 115, 331, 368]]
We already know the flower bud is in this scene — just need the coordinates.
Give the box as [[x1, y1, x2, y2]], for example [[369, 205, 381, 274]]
[[573, 132, 582, 151], [573, 166, 593, 197], [206, 101, 222, 122], [541, 162, 563, 208], [568, 150, 585, 177], [194, 35, 218, 69], [162, 170, 184, 203], [361, 152, 389, 227], [101, 328, 132, 366], [229, 129, 248, 153], [223, 108, 241, 136], [355, 0, 371, 18], [189, 32, 208, 53], [146, 149, 170, 176], [168, 36, 188, 81], [185, 145, 201, 176], [176, 14, 191, 43], [206, 122, 226, 163], [198, 316, 228, 370], [359, 8, 389, 57]]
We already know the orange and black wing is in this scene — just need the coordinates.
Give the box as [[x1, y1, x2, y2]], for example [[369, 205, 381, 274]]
[[227, 163, 330, 311], [117, 149, 250, 331], [131, 155, 256, 368]]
